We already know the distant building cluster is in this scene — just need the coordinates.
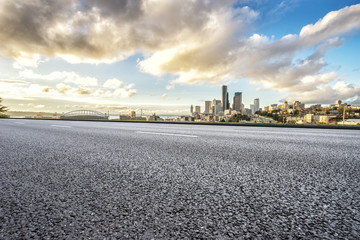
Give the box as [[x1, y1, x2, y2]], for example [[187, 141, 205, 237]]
[[172, 85, 360, 125], [259, 99, 360, 125], [124, 85, 359, 125], [121, 85, 263, 123], [17, 86, 360, 125], [182, 85, 262, 122]]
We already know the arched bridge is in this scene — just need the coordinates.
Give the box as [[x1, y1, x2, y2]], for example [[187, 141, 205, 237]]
[[60, 110, 109, 120]]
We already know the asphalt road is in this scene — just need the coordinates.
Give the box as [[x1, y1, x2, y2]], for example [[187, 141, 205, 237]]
[[1, 119, 359, 239]]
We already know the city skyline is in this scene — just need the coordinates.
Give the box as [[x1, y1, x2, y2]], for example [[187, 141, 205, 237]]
[[1, 0, 360, 115]]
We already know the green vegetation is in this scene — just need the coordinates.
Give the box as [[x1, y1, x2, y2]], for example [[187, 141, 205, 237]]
[[0, 97, 9, 118], [256, 110, 286, 123], [228, 114, 250, 122]]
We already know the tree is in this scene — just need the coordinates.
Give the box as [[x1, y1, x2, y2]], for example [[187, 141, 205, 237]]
[[229, 114, 250, 122], [0, 97, 9, 118]]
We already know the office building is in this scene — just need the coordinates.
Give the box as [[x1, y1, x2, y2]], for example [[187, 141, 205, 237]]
[[293, 101, 305, 110], [250, 104, 255, 115], [205, 101, 211, 114], [254, 98, 260, 113], [130, 111, 136, 119], [213, 99, 221, 115], [195, 106, 201, 115], [190, 105, 193, 114], [226, 92, 229, 110], [222, 85, 229, 111], [233, 92, 242, 112], [281, 101, 289, 110]]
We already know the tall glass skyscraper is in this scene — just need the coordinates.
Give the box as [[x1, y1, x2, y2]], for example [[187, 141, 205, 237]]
[[233, 92, 242, 112], [254, 98, 260, 112], [222, 85, 229, 111]]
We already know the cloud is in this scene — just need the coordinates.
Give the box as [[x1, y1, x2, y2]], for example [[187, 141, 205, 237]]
[[347, 96, 360, 105], [0, 0, 240, 64], [9, 69, 137, 99], [42, 87, 51, 93], [103, 78, 123, 89], [0, 80, 48, 100], [299, 4, 360, 46], [0, 1, 360, 104], [0, 79, 28, 84], [139, 4, 360, 104], [160, 93, 167, 99], [19, 69, 98, 86], [56, 83, 72, 94], [34, 104, 45, 109], [125, 83, 135, 89], [165, 84, 175, 90], [113, 88, 136, 98], [94, 88, 136, 98], [12, 53, 44, 69], [74, 88, 91, 95], [286, 81, 360, 104]]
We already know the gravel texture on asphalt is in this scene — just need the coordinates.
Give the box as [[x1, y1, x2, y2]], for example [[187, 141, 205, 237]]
[[1, 119, 360, 239]]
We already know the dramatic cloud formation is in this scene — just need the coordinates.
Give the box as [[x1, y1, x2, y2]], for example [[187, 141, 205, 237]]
[[0, 0, 238, 64], [0, 0, 359, 104], [0, 69, 137, 100], [139, 3, 360, 103], [19, 70, 98, 86]]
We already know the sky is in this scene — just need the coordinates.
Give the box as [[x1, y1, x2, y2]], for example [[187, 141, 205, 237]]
[[0, 0, 360, 115]]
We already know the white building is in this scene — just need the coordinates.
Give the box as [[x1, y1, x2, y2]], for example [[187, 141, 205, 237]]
[[304, 114, 314, 123], [250, 104, 255, 115]]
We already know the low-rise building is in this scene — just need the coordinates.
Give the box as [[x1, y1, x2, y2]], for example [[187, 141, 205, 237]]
[[319, 115, 331, 124], [304, 114, 314, 123], [130, 111, 136, 119], [146, 114, 162, 121]]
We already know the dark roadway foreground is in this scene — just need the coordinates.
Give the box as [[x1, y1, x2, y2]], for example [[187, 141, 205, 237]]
[[0, 119, 359, 239]]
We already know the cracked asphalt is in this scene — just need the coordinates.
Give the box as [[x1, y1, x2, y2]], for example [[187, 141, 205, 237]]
[[1, 119, 360, 239]]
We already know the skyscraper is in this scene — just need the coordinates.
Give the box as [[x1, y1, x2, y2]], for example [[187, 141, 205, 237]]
[[254, 98, 260, 113], [233, 92, 242, 112], [221, 85, 229, 111], [190, 104, 193, 114], [212, 99, 221, 115], [226, 92, 230, 110], [195, 106, 201, 115], [205, 101, 211, 114], [250, 104, 255, 115]]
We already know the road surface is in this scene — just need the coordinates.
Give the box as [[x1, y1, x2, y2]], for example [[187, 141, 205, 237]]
[[1, 119, 359, 239]]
